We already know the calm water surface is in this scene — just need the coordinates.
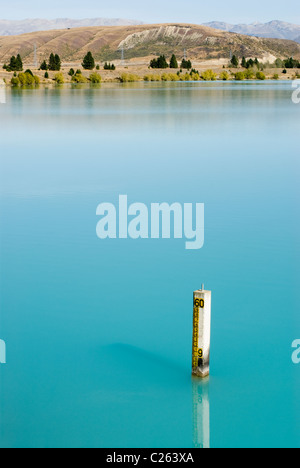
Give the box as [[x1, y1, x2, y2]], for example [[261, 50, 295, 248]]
[[0, 81, 299, 448]]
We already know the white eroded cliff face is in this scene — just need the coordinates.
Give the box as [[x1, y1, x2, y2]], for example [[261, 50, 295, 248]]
[[118, 26, 204, 50]]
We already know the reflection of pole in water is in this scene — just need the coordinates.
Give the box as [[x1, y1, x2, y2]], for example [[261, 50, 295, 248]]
[[192, 377, 210, 448], [0, 339, 6, 364]]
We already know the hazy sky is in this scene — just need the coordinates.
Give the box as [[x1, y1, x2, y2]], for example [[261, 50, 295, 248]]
[[0, 0, 299, 25]]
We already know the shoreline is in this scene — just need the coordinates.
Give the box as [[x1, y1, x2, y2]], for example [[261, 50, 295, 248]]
[[1, 72, 299, 87], [1, 77, 297, 90]]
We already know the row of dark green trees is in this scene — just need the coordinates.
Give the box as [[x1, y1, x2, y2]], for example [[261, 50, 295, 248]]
[[230, 55, 260, 68], [4, 50, 299, 74], [2, 51, 116, 73], [40, 53, 61, 71], [81, 52, 115, 70], [39, 52, 115, 71], [281, 57, 300, 68], [3, 54, 23, 72], [150, 55, 192, 70], [230, 54, 300, 69]]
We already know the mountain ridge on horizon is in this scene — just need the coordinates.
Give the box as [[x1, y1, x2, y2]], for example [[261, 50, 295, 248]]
[[0, 18, 300, 45], [203, 20, 300, 43], [0, 18, 300, 40], [0, 18, 144, 36]]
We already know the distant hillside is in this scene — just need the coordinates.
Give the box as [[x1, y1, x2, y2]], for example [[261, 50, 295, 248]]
[[0, 18, 143, 36], [0, 23, 299, 64], [203, 20, 300, 43]]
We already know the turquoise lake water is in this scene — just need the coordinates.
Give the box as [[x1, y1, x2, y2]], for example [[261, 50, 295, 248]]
[[0, 81, 299, 448]]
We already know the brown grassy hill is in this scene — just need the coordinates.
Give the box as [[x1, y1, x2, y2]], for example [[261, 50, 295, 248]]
[[0, 23, 299, 65]]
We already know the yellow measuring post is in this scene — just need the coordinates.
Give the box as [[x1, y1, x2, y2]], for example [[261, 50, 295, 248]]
[[192, 285, 211, 378]]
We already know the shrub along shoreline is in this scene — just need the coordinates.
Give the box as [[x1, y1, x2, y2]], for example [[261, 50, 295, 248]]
[[6, 67, 300, 87]]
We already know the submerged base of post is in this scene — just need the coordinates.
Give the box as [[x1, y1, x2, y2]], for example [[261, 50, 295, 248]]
[[192, 368, 210, 378]]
